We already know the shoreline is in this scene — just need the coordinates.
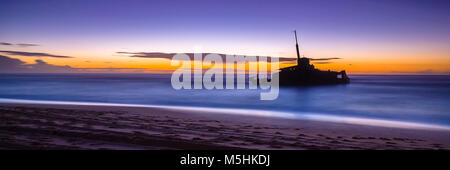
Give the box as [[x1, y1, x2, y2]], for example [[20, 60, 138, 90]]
[[1, 98, 449, 131], [1, 101, 450, 149]]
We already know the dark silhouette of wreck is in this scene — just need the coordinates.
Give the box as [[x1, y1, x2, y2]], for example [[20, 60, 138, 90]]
[[276, 30, 349, 86]]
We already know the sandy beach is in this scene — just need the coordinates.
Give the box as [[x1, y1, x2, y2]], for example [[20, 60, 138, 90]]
[[1, 102, 449, 150]]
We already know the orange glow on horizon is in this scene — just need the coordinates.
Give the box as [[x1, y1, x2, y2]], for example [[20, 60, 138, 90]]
[[4, 50, 449, 75]]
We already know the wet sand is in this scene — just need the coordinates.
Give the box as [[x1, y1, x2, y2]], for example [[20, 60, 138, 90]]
[[0, 103, 449, 150]]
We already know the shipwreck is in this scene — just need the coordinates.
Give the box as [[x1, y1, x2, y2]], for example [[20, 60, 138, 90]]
[[275, 30, 350, 86]]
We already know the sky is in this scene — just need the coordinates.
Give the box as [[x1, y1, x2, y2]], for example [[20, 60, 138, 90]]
[[0, 0, 449, 74]]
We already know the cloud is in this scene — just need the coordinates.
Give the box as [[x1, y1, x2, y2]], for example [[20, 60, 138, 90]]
[[16, 43, 39, 47], [0, 55, 28, 72], [0, 50, 72, 58], [0, 42, 39, 47], [310, 57, 341, 61], [117, 52, 181, 60], [312, 62, 332, 64], [117, 52, 342, 64], [30, 59, 74, 73], [0, 55, 75, 73], [0, 55, 150, 73], [0, 42, 13, 46], [117, 52, 298, 63]]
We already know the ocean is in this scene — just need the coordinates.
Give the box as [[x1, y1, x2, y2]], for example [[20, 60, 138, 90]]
[[0, 73, 449, 129]]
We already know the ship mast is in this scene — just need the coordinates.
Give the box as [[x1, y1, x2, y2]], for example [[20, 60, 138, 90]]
[[294, 30, 301, 66]]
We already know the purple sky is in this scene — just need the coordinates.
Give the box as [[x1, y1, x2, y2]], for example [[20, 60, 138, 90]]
[[0, 0, 449, 74]]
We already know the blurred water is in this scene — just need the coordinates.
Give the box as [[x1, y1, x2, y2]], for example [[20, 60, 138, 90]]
[[0, 73, 449, 126]]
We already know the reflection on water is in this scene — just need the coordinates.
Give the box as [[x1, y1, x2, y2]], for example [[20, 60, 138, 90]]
[[0, 74, 449, 126]]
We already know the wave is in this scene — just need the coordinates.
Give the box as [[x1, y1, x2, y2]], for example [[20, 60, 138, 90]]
[[1, 98, 449, 131]]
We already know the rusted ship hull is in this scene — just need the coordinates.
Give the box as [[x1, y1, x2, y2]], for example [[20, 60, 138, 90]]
[[277, 69, 349, 86]]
